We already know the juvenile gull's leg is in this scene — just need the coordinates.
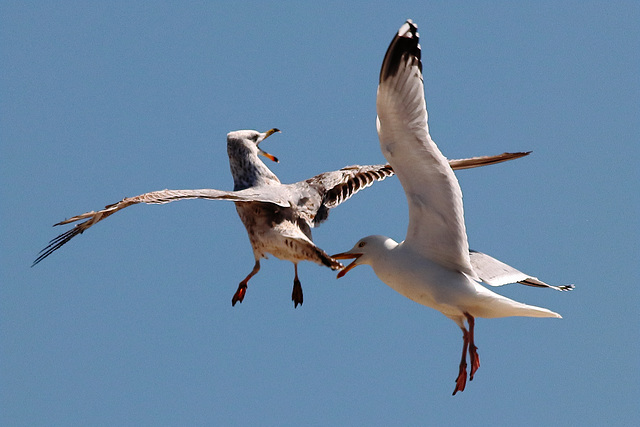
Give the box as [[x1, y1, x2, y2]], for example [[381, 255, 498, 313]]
[[232, 260, 260, 306], [292, 263, 303, 308]]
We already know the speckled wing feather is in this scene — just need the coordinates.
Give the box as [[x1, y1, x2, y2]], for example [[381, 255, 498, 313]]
[[303, 164, 394, 225], [299, 150, 531, 227], [32, 187, 290, 266], [447, 152, 530, 170]]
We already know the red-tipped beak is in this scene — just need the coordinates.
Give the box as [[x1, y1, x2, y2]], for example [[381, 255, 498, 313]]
[[259, 149, 279, 163], [258, 128, 281, 163], [332, 252, 362, 278]]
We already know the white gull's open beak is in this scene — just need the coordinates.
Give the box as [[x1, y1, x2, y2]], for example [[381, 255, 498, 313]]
[[332, 251, 363, 278]]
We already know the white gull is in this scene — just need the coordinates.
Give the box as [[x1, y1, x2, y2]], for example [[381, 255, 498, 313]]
[[333, 20, 571, 394]]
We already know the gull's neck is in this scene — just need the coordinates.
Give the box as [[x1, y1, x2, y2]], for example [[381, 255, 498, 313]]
[[228, 144, 280, 191]]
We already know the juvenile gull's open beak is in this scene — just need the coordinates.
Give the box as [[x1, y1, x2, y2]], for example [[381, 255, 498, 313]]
[[258, 128, 281, 163], [332, 252, 362, 278]]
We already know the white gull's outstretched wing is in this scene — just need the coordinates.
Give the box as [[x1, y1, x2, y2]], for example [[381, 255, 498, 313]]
[[469, 250, 575, 291], [32, 187, 290, 266], [376, 20, 476, 277]]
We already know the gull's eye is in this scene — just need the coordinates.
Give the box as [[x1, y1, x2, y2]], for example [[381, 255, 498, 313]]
[[358, 241, 366, 248]]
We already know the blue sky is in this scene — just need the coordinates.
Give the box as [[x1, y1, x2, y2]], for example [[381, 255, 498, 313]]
[[2, 1, 638, 426]]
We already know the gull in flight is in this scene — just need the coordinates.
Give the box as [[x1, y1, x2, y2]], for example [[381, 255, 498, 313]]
[[33, 129, 530, 308], [33, 128, 529, 307], [333, 20, 571, 394]]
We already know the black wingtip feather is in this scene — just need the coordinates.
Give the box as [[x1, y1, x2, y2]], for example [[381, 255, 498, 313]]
[[32, 225, 85, 267], [379, 20, 421, 84]]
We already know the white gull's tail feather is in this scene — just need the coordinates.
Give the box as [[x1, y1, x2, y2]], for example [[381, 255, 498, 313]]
[[470, 284, 562, 319]]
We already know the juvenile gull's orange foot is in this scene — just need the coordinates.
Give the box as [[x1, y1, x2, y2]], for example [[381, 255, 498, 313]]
[[232, 284, 247, 306]]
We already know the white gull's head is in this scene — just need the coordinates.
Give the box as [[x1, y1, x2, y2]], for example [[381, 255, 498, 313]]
[[332, 235, 398, 278]]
